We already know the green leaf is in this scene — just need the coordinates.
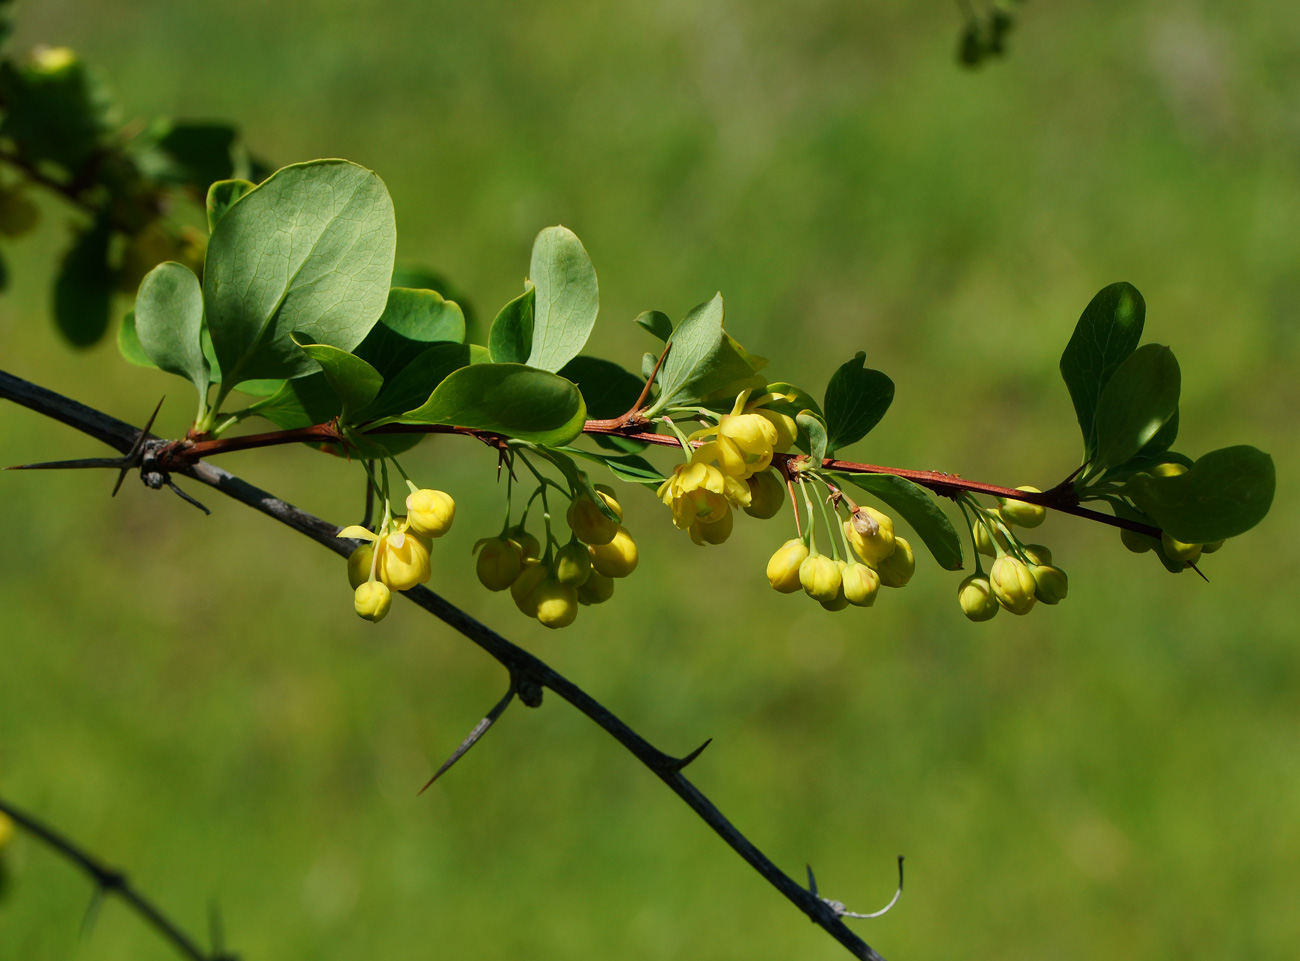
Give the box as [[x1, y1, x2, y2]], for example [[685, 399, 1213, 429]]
[[292, 335, 383, 422], [53, 215, 114, 347], [204, 159, 396, 389], [135, 262, 211, 397], [133, 121, 240, 192], [206, 179, 255, 234], [562, 447, 667, 489], [1092, 344, 1180, 473], [356, 287, 466, 380], [117, 312, 156, 368], [797, 410, 828, 468], [1059, 282, 1146, 459], [635, 310, 673, 342], [400, 363, 587, 446], [822, 352, 895, 453], [230, 379, 284, 398], [526, 226, 599, 372], [245, 374, 340, 430], [357, 342, 479, 422], [559, 355, 648, 453], [649, 294, 762, 412], [845, 474, 964, 571], [1123, 446, 1275, 543], [489, 284, 535, 364], [391, 265, 476, 332]]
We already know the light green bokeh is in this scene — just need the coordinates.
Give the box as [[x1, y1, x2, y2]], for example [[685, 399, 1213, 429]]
[[1, 3, 1298, 959]]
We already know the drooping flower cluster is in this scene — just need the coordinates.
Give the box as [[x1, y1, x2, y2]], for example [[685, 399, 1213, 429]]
[[476, 485, 637, 630], [339, 486, 456, 623], [958, 486, 1069, 621]]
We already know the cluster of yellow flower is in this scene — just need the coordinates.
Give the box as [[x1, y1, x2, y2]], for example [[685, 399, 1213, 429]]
[[1119, 463, 1225, 567], [958, 486, 1068, 621], [475, 485, 638, 629], [339, 488, 456, 623], [766, 504, 915, 610], [656, 398, 794, 545]]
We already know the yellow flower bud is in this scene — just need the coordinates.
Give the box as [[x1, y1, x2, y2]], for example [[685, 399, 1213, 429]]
[[347, 542, 376, 589], [876, 535, 915, 588], [555, 541, 593, 586], [998, 486, 1046, 528], [752, 408, 797, 452], [593, 485, 623, 516], [716, 412, 778, 477], [511, 558, 549, 615], [843, 562, 881, 607], [1161, 531, 1202, 565], [577, 569, 615, 606], [589, 526, 638, 578], [475, 535, 522, 591], [1120, 526, 1153, 553], [843, 507, 895, 567], [1151, 462, 1188, 478], [1021, 543, 1052, 567], [378, 526, 432, 591], [957, 575, 1000, 622], [354, 581, 392, 622], [534, 579, 580, 629], [766, 538, 809, 593], [405, 488, 455, 537], [743, 469, 786, 519], [510, 527, 542, 560], [990, 556, 1037, 615], [689, 505, 733, 546], [974, 520, 1010, 558], [1032, 565, 1069, 605], [799, 553, 842, 603], [567, 494, 619, 545]]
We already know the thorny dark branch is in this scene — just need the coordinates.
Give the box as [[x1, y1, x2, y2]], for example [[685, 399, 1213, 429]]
[[0, 367, 895, 961], [0, 797, 237, 961]]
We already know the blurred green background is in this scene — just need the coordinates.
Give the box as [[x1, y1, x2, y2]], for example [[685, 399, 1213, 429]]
[[2, 2, 1298, 958]]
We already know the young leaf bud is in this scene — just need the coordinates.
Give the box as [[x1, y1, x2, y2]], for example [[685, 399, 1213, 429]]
[[1032, 565, 1069, 605], [555, 541, 593, 586], [406, 488, 455, 537], [511, 559, 549, 616], [743, 469, 786, 519], [354, 581, 392, 622], [475, 536, 522, 591], [799, 553, 842, 603], [577, 569, 615, 606], [534, 579, 580, 629], [567, 494, 619, 545], [990, 556, 1037, 615], [843, 562, 881, 607], [997, 486, 1046, 528], [767, 538, 809, 593], [347, 542, 375, 589], [1161, 531, 1202, 565], [589, 526, 638, 578], [957, 575, 1000, 622], [876, 535, 915, 588], [844, 507, 895, 566]]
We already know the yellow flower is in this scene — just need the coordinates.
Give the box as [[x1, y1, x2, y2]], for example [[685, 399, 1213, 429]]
[[337, 519, 432, 592], [589, 526, 639, 578], [799, 553, 842, 603], [688, 503, 733, 546], [406, 488, 455, 537], [474, 535, 522, 591], [767, 538, 809, 593], [347, 542, 376, 589], [657, 458, 744, 528], [1032, 564, 1069, 605], [714, 412, 778, 478], [957, 575, 1000, 622]]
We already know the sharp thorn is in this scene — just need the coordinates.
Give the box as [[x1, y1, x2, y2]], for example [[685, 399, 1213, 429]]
[[672, 737, 713, 771], [6, 457, 127, 471], [418, 683, 517, 795], [166, 480, 211, 515]]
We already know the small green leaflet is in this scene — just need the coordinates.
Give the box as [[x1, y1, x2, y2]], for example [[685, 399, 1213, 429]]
[[489, 283, 535, 364], [400, 362, 587, 447], [292, 334, 383, 422], [1091, 344, 1180, 474], [562, 446, 667, 489], [1059, 282, 1145, 460], [525, 226, 598, 372], [648, 294, 762, 413], [635, 309, 673, 342], [822, 352, 894, 454], [843, 473, 964, 570], [797, 410, 828, 468], [205, 178, 255, 233], [135, 262, 211, 399]]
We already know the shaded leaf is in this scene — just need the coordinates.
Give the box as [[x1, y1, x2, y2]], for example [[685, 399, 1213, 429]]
[[357, 287, 466, 379], [845, 473, 964, 570], [635, 309, 673, 342], [823, 352, 895, 453], [489, 284, 534, 365], [1059, 282, 1145, 459], [204, 160, 396, 388], [135, 261, 210, 397], [245, 373, 341, 429], [54, 215, 113, 347], [526, 226, 599, 372], [292, 335, 383, 422], [358, 342, 481, 422], [1092, 344, 1180, 473], [797, 410, 828, 468], [400, 363, 587, 446], [206, 179, 255, 234], [1123, 445, 1275, 542], [563, 446, 666, 489], [117, 312, 156, 368]]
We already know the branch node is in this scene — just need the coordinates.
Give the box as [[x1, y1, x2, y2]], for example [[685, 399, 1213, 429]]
[[813, 856, 905, 921], [517, 676, 544, 708]]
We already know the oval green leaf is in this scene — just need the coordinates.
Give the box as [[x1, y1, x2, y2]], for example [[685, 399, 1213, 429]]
[[823, 352, 895, 454], [1123, 445, 1275, 543], [401, 362, 587, 446], [489, 283, 535, 364], [797, 410, 828, 469], [292, 334, 383, 422], [1092, 343, 1180, 473], [135, 262, 211, 397], [526, 226, 599, 372], [204, 159, 396, 389], [1059, 282, 1146, 459]]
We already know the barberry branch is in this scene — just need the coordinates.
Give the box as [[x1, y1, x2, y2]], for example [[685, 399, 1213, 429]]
[[0, 367, 893, 960], [0, 796, 236, 961]]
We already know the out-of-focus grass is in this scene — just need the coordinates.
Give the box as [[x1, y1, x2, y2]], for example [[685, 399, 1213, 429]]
[[1, 2, 1298, 959]]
